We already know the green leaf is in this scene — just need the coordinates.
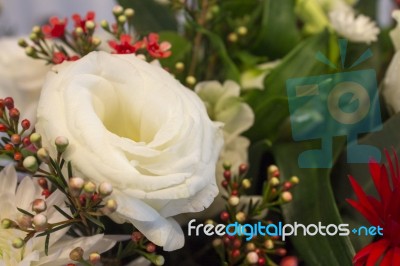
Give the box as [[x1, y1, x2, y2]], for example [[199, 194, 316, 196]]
[[158, 31, 191, 69], [273, 138, 355, 266], [83, 213, 105, 230], [118, 0, 177, 33], [251, 0, 301, 58], [17, 208, 33, 217], [53, 205, 73, 220], [244, 31, 331, 143], [45, 234, 50, 256]]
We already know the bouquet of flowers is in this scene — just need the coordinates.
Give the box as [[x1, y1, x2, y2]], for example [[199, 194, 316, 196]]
[[0, 0, 399, 265]]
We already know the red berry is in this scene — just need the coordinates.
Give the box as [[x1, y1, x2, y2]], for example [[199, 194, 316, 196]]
[[239, 163, 248, 174], [91, 193, 101, 202], [38, 178, 48, 189], [131, 231, 142, 242], [222, 236, 230, 245], [220, 211, 229, 222], [13, 152, 22, 161], [4, 144, 13, 151], [79, 194, 86, 205], [0, 99, 4, 109], [22, 137, 31, 147], [223, 170, 231, 181], [0, 124, 7, 132], [21, 119, 30, 130], [11, 134, 21, 145], [146, 243, 156, 253], [232, 182, 239, 189], [231, 190, 239, 196], [221, 180, 228, 188], [258, 257, 266, 265], [9, 108, 20, 120], [4, 97, 14, 109], [42, 189, 51, 198], [283, 181, 292, 191], [233, 239, 241, 248], [231, 249, 240, 259]]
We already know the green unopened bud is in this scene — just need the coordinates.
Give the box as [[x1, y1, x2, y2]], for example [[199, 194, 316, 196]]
[[124, 8, 135, 17], [264, 239, 274, 249], [175, 62, 184, 71], [69, 177, 85, 197], [55, 136, 69, 153], [155, 255, 165, 266], [237, 26, 248, 36], [75, 27, 84, 36], [1, 219, 12, 229], [223, 161, 231, 170], [32, 25, 41, 34], [91, 37, 101, 46], [23, 156, 38, 172], [100, 20, 109, 30], [118, 15, 127, 23], [101, 199, 118, 214], [269, 177, 280, 186], [227, 32, 238, 42], [69, 247, 84, 261], [12, 238, 24, 249], [281, 191, 293, 203], [30, 133, 42, 148], [235, 211, 246, 223], [37, 148, 50, 163], [98, 182, 113, 197], [25, 46, 36, 56], [18, 39, 28, 48], [185, 76, 196, 86], [29, 33, 38, 41], [290, 176, 299, 184], [83, 181, 96, 194], [242, 179, 251, 189]]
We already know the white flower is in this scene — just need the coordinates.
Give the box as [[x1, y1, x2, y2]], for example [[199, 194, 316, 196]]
[[0, 165, 116, 265], [382, 10, 400, 114], [195, 80, 254, 195], [329, 9, 380, 44], [240, 60, 281, 90], [35, 51, 224, 251], [0, 37, 50, 124]]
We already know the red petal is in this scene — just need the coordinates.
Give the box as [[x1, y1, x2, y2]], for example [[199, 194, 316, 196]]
[[384, 149, 397, 187], [369, 159, 382, 195], [380, 248, 394, 266], [353, 243, 375, 266], [366, 239, 390, 266], [347, 199, 381, 225], [392, 247, 400, 265], [87, 11, 95, 20]]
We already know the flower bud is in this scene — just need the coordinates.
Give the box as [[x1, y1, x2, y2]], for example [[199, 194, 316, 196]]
[[281, 191, 293, 203], [69, 177, 85, 197], [75, 27, 84, 36], [269, 177, 280, 186], [89, 252, 101, 264], [30, 133, 42, 148], [175, 62, 184, 71], [237, 26, 248, 36], [246, 251, 259, 264], [12, 238, 24, 249], [9, 108, 20, 121], [220, 211, 229, 222], [235, 211, 246, 223], [69, 247, 84, 261], [55, 136, 69, 153], [131, 231, 142, 242], [23, 156, 38, 172], [32, 199, 47, 213], [1, 218, 12, 229], [228, 195, 240, 206], [14, 152, 22, 161], [223, 161, 231, 170], [11, 134, 21, 145], [264, 239, 274, 249], [32, 213, 47, 229], [146, 242, 156, 253], [32, 25, 41, 34], [102, 199, 118, 214], [18, 39, 28, 47], [112, 5, 124, 15], [118, 15, 127, 23], [37, 148, 50, 163], [242, 179, 251, 189], [124, 8, 135, 17], [268, 165, 279, 178], [155, 255, 165, 266], [290, 176, 299, 184], [83, 181, 96, 194], [212, 238, 222, 247], [227, 32, 238, 42], [29, 33, 38, 41], [246, 242, 255, 251], [98, 182, 113, 197], [4, 97, 14, 109], [85, 20, 95, 30], [25, 46, 36, 57], [185, 76, 196, 86], [91, 37, 101, 46], [17, 215, 32, 230], [21, 119, 31, 130], [100, 20, 109, 30]]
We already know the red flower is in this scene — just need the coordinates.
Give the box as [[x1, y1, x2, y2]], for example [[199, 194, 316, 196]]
[[52, 52, 79, 64], [72, 11, 95, 32], [144, 33, 172, 59], [108, 34, 143, 54], [42, 16, 67, 38], [347, 149, 400, 266]]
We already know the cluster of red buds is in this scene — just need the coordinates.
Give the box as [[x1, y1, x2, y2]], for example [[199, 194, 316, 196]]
[[101, 5, 171, 59], [212, 163, 299, 266], [128, 231, 165, 265], [0, 97, 35, 164], [18, 11, 101, 64]]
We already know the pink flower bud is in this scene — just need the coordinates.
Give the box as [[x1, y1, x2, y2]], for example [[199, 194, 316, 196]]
[[55, 136, 69, 153], [32, 199, 47, 213], [69, 177, 85, 197], [98, 182, 113, 197], [32, 213, 47, 229], [246, 251, 259, 264]]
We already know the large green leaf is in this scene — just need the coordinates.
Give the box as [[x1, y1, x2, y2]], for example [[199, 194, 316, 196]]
[[251, 0, 301, 58], [118, 0, 177, 33], [273, 138, 355, 266], [244, 31, 331, 143]]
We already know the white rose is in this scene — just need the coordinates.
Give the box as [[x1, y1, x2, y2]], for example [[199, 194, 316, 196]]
[[35, 51, 224, 251], [0, 37, 50, 123]]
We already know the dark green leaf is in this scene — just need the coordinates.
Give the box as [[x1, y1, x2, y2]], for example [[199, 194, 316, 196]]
[[118, 0, 177, 33], [83, 213, 105, 230], [53, 205, 73, 220], [273, 138, 354, 266], [37, 222, 73, 237], [45, 234, 50, 256], [67, 161, 73, 178], [17, 208, 33, 217]]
